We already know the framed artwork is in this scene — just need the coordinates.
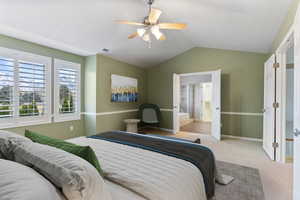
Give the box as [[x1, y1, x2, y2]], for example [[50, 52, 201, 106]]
[[111, 74, 138, 102]]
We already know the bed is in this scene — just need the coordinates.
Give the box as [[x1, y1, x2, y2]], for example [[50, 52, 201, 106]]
[[68, 131, 225, 200], [0, 130, 231, 200]]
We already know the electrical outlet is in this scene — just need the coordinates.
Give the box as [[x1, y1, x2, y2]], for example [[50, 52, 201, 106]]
[[70, 125, 74, 132]]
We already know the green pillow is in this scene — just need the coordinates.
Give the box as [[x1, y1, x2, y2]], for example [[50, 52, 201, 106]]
[[24, 130, 103, 176]]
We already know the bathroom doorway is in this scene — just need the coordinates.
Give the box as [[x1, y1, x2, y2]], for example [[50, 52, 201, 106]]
[[173, 70, 221, 140]]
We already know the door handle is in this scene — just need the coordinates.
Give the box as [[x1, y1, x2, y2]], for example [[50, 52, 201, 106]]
[[294, 129, 300, 137], [216, 107, 220, 110]]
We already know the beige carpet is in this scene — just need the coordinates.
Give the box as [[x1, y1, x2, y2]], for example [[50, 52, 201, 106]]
[[174, 132, 293, 200], [141, 129, 293, 200], [180, 121, 211, 134]]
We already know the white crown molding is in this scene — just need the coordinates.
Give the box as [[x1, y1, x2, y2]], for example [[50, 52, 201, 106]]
[[0, 25, 94, 56]]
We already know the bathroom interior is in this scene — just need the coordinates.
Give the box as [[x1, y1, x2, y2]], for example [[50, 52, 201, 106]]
[[179, 74, 213, 134]]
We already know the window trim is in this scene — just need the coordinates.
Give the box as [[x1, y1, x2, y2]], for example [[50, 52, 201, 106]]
[[53, 59, 81, 123], [0, 47, 52, 129]]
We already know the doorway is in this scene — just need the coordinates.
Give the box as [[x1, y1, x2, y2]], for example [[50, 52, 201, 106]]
[[173, 70, 221, 140]]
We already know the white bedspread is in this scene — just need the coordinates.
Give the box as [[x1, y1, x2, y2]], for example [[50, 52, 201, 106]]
[[68, 137, 207, 200], [105, 180, 146, 200]]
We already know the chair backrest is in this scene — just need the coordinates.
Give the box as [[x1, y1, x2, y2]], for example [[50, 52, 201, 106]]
[[138, 104, 161, 125]]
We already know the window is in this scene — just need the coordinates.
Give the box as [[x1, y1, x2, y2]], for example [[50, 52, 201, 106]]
[[0, 47, 51, 128], [0, 57, 14, 119], [54, 59, 81, 122]]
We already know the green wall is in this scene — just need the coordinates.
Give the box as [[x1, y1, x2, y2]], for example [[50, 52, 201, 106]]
[[147, 47, 268, 139], [97, 55, 147, 113], [84, 54, 147, 135], [271, 0, 300, 52], [0, 34, 86, 139], [84, 55, 97, 134]]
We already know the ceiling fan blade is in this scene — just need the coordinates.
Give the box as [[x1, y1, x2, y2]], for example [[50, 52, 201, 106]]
[[158, 23, 187, 30], [148, 8, 162, 24], [116, 20, 145, 26], [128, 32, 139, 39]]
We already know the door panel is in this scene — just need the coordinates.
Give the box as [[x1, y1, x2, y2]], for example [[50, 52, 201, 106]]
[[294, 5, 300, 199], [263, 55, 276, 160], [211, 70, 221, 140], [173, 74, 180, 133]]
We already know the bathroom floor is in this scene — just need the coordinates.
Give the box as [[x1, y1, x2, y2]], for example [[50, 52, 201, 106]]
[[180, 121, 211, 134]]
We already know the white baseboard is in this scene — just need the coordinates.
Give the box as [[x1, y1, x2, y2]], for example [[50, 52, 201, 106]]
[[148, 127, 174, 133], [146, 127, 262, 142], [158, 127, 174, 133], [222, 134, 262, 142]]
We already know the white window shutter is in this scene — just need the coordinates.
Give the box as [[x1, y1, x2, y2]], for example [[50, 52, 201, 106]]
[[18, 61, 47, 117], [0, 57, 15, 119], [0, 47, 51, 129], [54, 59, 81, 122]]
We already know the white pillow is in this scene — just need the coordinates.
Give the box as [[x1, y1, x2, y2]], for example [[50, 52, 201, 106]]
[[13, 142, 112, 200], [0, 130, 32, 160], [0, 159, 66, 200]]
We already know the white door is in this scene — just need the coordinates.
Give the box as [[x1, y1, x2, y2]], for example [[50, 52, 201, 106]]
[[293, 5, 300, 199], [263, 55, 276, 160], [173, 73, 181, 134], [211, 70, 221, 140]]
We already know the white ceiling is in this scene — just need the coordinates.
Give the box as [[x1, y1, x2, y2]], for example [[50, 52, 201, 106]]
[[0, 0, 293, 67]]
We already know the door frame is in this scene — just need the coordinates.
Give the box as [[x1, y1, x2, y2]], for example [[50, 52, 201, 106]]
[[172, 70, 221, 140], [275, 24, 295, 163]]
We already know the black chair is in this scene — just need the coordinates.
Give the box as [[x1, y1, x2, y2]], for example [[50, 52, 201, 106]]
[[138, 103, 161, 128]]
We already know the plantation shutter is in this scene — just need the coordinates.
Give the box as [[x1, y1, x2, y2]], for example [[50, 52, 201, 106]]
[[54, 59, 81, 122], [18, 61, 47, 117], [0, 47, 51, 128], [0, 57, 15, 119]]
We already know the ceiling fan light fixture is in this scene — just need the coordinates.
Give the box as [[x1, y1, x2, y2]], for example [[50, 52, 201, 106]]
[[153, 31, 163, 40], [142, 33, 151, 42], [117, 0, 187, 46], [137, 28, 146, 37], [151, 25, 163, 40], [151, 25, 159, 32]]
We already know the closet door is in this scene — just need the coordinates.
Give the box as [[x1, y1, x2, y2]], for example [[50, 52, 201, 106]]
[[173, 73, 181, 133], [263, 55, 276, 160], [211, 70, 221, 140], [293, 4, 300, 199]]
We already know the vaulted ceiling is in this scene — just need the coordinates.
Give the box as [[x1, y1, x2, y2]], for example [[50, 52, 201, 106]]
[[0, 0, 293, 67]]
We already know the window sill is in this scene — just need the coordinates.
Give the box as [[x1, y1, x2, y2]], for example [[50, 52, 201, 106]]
[[53, 114, 81, 123], [0, 118, 52, 129], [0, 115, 81, 129]]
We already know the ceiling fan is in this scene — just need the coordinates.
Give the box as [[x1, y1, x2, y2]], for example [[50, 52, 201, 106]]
[[116, 0, 187, 47]]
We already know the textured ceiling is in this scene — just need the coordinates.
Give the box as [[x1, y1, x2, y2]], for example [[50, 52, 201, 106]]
[[0, 0, 293, 67]]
